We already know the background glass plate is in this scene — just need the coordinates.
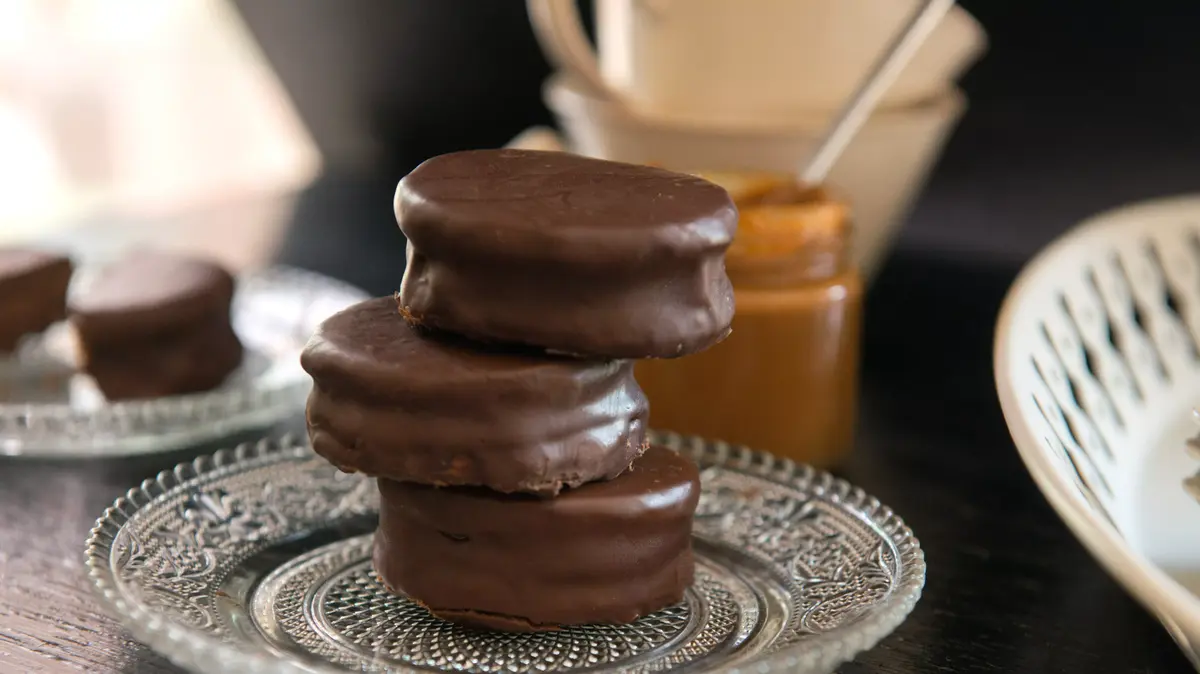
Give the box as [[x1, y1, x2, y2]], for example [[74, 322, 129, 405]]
[[85, 431, 925, 674], [0, 265, 367, 457]]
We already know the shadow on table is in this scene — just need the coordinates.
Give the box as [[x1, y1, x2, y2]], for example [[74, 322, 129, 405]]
[[837, 252, 1194, 673]]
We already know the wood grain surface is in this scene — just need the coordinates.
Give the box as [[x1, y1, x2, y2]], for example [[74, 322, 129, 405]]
[[0, 450, 192, 673], [0, 419, 299, 674]]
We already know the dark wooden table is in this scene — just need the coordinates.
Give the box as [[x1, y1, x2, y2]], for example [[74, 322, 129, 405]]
[[1, 183, 1195, 674]]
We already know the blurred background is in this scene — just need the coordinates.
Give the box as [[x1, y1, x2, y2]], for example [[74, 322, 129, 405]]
[[4, 3, 1200, 670], [0, 0, 1196, 291], [0, 0, 316, 268]]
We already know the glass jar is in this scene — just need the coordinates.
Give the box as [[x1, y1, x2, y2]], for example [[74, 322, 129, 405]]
[[635, 178, 862, 467]]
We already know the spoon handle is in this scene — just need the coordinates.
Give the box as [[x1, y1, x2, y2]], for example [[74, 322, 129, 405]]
[[801, 0, 956, 184]]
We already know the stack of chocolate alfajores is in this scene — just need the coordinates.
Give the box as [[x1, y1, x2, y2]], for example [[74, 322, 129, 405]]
[[300, 149, 737, 632]]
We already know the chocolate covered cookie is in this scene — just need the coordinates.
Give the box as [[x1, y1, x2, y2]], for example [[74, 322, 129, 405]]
[[0, 248, 73, 353], [374, 446, 700, 631], [300, 296, 649, 495], [69, 250, 243, 399], [396, 149, 738, 358]]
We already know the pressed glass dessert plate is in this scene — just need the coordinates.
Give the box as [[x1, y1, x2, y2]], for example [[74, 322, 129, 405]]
[[0, 265, 367, 457], [85, 431, 925, 674]]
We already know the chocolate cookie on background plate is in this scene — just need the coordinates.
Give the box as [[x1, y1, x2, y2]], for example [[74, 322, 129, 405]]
[[69, 250, 244, 400], [0, 248, 73, 353]]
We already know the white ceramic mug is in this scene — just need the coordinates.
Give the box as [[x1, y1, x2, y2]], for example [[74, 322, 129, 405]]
[[527, 0, 985, 127]]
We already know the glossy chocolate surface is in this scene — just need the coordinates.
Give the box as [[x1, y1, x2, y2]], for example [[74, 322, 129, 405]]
[[373, 446, 700, 630], [301, 297, 649, 495], [396, 149, 737, 358]]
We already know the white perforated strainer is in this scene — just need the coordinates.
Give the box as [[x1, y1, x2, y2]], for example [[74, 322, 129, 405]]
[[995, 195, 1200, 670]]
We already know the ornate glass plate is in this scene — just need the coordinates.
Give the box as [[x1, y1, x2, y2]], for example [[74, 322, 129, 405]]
[[85, 432, 925, 674], [0, 266, 367, 457]]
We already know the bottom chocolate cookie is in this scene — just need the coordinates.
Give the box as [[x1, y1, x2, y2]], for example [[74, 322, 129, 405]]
[[373, 446, 701, 631]]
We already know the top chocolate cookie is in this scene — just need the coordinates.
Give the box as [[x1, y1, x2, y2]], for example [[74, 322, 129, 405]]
[[396, 149, 737, 358]]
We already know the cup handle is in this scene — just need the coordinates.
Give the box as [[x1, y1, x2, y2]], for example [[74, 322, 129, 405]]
[[526, 0, 624, 102]]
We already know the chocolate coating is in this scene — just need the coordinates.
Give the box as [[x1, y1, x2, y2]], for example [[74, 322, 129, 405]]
[[300, 297, 649, 495], [0, 248, 73, 352], [396, 149, 737, 358], [80, 313, 243, 400], [70, 250, 237, 342], [69, 250, 244, 399], [374, 446, 700, 631]]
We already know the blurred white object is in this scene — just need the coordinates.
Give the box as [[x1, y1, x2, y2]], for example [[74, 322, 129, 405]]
[[0, 103, 63, 226], [0, 0, 318, 237], [527, 0, 985, 128], [540, 76, 965, 281], [995, 196, 1200, 671]]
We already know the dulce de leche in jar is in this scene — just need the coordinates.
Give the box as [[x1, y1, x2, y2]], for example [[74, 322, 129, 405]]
[[635, 173, 862, 467]]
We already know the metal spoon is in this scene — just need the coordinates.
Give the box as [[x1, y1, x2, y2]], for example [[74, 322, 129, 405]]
[[801, 0, 957, 184]]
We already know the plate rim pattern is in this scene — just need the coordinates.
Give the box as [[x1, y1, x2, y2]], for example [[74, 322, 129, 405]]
[[85, 432, 926, 674]]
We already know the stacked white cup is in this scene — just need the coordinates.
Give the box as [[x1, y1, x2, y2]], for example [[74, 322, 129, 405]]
[[518, 0, 986, 280]]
